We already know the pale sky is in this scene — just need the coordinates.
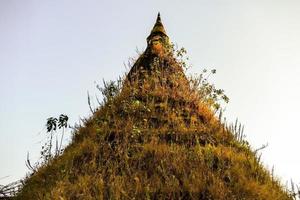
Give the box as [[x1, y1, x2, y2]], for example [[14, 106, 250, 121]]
[[1, 0, 300, 187]]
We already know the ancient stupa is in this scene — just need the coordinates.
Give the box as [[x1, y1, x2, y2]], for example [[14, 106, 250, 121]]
[[127, 13, 188, 87], [16, 14, 292, 200]]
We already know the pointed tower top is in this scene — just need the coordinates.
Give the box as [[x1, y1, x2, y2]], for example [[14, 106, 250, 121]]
[[157, 12, 161, 22], [147, 12, 168, 41]]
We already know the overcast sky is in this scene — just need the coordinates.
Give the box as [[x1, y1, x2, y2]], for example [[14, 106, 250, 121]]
[[1, 0, 300, 186]]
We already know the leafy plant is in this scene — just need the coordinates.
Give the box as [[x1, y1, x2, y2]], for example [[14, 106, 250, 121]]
[[49, 114, 68, 156], [32, 114, 70, 168]]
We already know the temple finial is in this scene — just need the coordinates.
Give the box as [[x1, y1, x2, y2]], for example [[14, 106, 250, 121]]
[[157, 12, 161, 22], [147, 12, 168, 42]]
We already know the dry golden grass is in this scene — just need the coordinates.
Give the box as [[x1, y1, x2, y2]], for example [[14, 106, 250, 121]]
[[15, 54, 293, 200]]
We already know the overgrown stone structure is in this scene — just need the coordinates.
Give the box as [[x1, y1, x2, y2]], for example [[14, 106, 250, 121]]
[[15, 14, 294, 200], [127, 13, 186, 85]]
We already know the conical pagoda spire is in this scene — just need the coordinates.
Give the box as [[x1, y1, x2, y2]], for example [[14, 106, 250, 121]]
[[127, 13, 182, 81], [147, 12, 168, 42], [144, 13, 170, 57]]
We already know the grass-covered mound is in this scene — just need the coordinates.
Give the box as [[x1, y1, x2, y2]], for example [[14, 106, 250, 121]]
[[16, 14, 293, 199], [16, 62, 292, 199]]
